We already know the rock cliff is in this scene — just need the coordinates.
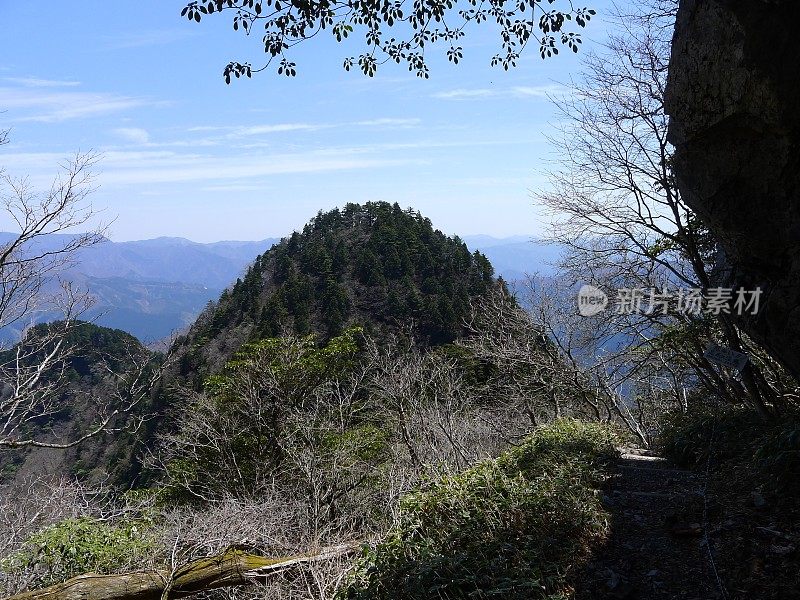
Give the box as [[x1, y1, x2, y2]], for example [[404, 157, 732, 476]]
[[665, 0, 800, 381]]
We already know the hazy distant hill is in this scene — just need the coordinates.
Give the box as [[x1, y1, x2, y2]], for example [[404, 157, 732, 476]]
[[71, 236, 278, 288], [462, 235, 563, 281], [0, 233, 278, 343]]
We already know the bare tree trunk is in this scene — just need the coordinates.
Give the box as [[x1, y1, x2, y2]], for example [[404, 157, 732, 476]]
[[5, 545, 354, 600]]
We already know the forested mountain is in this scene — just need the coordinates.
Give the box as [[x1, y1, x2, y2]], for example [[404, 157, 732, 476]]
[[172, 202, 499, 383], [0, 231, 560, 345], [0, 204, 502, 486]]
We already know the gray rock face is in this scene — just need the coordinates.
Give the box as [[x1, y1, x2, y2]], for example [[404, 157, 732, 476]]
[[665, 0, 800, 381]]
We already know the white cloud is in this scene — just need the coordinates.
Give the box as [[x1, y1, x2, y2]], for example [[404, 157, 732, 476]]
[[230, 123, 326, 137], [4, 77, 81, 88], [354, 118, 421, 127], [511, 85, 568, 98], [94, 149, 421, 186], [433, 88, 495, 99], [112, 127, 150, 144], [0, 148, 421, 190], [433, 85, 568, 100], [200, 183, 268, 193], [186, 125, 228, 133], [0, 86, 159, 122], [184, 118, 421, 140]]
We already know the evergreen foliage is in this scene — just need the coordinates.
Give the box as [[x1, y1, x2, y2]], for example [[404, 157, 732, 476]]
[[2, 517, 154, 589], [161, 327, 390, 502], [174, 202, 497, 384], [340, 419, 618, 600], [0, 322, 158, 484]]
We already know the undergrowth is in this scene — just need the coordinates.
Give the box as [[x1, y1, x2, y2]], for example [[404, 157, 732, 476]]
[[658, 404, 800, 600], [339, 419, 619, 600], [1, 517, 155, 589], [658, 405, 800, 495]]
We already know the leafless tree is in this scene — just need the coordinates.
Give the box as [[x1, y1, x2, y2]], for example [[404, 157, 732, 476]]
[[151, 333, 384, 514], [365, 332, 514, 477], [520, 274, 687, 445], [0, 145, 169, 449], [0, 475, 354, 600], [158, 495, 360, 600], [458, 286, 604, 433], [0, 475, 158, 596], [154, 327, 521, 533]]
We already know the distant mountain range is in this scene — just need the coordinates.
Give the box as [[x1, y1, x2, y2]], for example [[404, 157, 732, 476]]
[[0, 233, 559, 343], [462, 235, 562, 280], [0, 234, 277, 343]]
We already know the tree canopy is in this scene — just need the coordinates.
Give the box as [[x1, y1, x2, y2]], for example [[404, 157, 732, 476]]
[[180, 0, 595, 81]]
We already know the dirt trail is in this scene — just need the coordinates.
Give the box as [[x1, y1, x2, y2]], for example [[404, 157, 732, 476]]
[[575, 449, 724, 599]]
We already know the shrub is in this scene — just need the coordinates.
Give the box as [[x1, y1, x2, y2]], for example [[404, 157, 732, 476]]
[[2, 517, 154, 588], [658, 405, 800, 494], [339, 419, 618, 600]]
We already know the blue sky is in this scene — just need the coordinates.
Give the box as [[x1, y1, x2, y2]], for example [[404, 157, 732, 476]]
[[0, 0, 616, 242]]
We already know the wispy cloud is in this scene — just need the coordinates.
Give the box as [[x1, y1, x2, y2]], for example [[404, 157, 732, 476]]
[[433, 88, 495, 99], [354, 118, 421, 127], [104, 118, 420, 152], [187, 117, 421, 140], [0, 86, 160, 122], [200, 183, 269, 193], [106, 29, 199, 49], [95, 149, 421, 186], [112, 127, 150, 144], [186, 125, 229, 133], [0, 148, 422, 190], [4, 77, 81, 88], [433, 85, 568, 100], [230, 123, 327, 137], [511, 85, 568, 98]]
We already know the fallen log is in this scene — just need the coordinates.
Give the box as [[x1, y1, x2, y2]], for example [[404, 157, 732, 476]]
[[4, 544, 356, 600]]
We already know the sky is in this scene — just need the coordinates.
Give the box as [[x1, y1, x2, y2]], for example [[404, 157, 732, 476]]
[[0, 0, 616, 243]]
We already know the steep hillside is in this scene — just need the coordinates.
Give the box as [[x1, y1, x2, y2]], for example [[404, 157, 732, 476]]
[[0, 322, 160, 484], [171, 202, 498, 384], [0, 205, 501, 486]]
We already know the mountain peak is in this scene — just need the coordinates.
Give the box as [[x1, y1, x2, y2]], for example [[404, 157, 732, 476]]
[[173, 202, 500, 381]]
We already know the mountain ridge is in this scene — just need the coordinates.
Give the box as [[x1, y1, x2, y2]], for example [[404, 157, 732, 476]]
[[0, 231, 557, 343]]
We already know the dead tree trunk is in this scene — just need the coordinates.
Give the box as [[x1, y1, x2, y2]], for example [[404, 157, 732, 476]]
[[4, 545, 355, 600]]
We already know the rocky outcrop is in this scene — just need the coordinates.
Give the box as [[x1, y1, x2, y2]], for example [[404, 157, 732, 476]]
[[665, 0, 800, 382]]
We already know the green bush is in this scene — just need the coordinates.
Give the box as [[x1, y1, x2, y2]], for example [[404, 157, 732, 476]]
[[658, 406, 800, 494], [3, 517, 154, 587], [339, 419, 618, 600], [657, 406, 726, 468]]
